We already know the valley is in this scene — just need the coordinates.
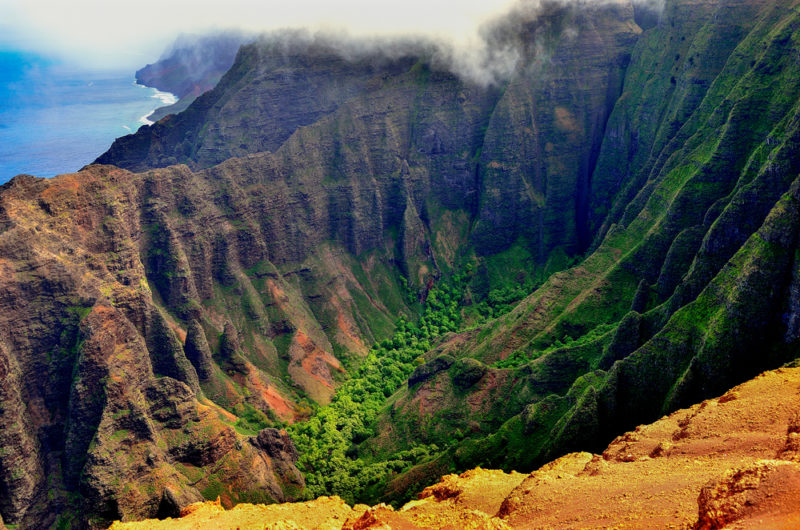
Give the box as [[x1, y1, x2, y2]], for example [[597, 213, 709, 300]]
[[2, 0, 800, 526]]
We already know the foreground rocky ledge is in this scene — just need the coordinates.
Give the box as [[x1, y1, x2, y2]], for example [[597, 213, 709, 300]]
[[111, 365, 800, 529]]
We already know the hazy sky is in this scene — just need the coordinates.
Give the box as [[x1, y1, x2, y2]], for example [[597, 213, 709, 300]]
[[0, 0, 520, 70]]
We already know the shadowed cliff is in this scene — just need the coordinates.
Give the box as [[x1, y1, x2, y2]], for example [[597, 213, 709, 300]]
[[363, 0, 800, 501]]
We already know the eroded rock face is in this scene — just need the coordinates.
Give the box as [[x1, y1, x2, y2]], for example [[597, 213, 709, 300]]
[[0, 341, 43, 524], [0, 169, 304, 527], [695, 460, 800, 529], [0, 5, 644, 523], [251, 428, 298, 461], [183, 320, 214, 381]]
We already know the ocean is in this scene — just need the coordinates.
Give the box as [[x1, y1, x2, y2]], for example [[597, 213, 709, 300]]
[[0, 51, 176, 183]]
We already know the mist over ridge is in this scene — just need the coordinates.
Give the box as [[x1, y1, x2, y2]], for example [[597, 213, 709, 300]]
[[1, 0, 662, 81], [154, 0, 662, 90]]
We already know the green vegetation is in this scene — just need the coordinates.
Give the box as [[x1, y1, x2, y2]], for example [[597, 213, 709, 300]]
[[233, 402, 272, 435], [493, 323, 615, 369], [280, 240, 569, 503], [288, 273, 470, 503], [287, 259, 550, 503], [467, 283, 534, 322]]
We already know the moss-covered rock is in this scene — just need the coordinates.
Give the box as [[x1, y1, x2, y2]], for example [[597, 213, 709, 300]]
[[408, 355, 455, 387], [451, 358, 488, 389]]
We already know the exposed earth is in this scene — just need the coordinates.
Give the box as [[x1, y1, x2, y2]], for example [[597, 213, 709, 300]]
[[111, 364, 800, 529]]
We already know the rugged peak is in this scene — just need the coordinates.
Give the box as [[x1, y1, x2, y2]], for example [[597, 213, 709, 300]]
[[250, 428, 299, 462]]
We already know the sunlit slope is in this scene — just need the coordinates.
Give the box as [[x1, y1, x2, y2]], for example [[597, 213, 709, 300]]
[[112, 364, 800, 528]]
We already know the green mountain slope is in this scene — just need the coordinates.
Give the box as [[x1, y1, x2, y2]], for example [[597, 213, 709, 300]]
[[362, 0, 800, 500]]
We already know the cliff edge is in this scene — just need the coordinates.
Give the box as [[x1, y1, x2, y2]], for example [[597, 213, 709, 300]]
[[111, 364, 800, 528]]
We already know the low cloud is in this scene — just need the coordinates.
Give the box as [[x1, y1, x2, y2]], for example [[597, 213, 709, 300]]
[[0, 0, 518, 70], [236, 0, 660, 87], [0, 0, 664, 85]]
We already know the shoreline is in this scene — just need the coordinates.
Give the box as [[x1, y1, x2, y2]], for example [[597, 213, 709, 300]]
[[1, 73, 181, 182], [134, 80, 178, 126]]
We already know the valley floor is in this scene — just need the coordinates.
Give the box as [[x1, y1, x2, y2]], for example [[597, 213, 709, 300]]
[[110, 364, 800, 529]]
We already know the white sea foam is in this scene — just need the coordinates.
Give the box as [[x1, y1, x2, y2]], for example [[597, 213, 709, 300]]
[[151, 88, 178, 105], [132, 80, 178, 126], [139, 112, 155, 126]]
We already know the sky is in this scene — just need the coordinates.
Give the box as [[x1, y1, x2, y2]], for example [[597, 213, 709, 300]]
[[0, 0, 521, 71]]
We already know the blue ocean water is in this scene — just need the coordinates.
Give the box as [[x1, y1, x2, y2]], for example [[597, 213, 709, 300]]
[[0, 51, 176, 183]]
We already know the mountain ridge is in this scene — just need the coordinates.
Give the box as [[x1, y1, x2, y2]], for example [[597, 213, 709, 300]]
[[134, 32, 248, 122], [2, 0, 800, 525]]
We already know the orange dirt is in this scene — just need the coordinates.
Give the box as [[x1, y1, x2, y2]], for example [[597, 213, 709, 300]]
[[465, 370, 505, 415], [167, 321, 187, 343], [294, 329, 342, 391], [411, 377, 447, 419], [113, 366, 800, 529], [110, 496, 367, 529], [39, 172, 81, 200], [337, 308, 366, 352], [244, 364, 295, 422]]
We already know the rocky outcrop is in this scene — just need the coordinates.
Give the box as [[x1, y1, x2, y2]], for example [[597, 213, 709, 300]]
[[408, 355, 454, 387], [111, 495, 368, 529], [451, 358, 488, 389], [111, 365, 800, 528], [183, 320, 213, 380], [695, 460, 800, 529]]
